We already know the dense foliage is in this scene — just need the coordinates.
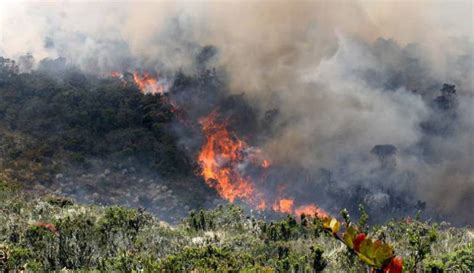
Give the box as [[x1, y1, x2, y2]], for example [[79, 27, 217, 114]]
[[0, 57, 191, 184], [0, 179, 472, 272]]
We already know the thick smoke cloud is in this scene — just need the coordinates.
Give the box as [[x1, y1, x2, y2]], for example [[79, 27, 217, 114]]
[[0, 1, 472, 224]]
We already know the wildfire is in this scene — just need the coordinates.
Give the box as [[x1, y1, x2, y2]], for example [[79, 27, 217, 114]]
[[294, 204, 329, 218], [110, 71, 122, 78], [110, 71, 127, 86], [271, 197, 328, 218], [272, 198, 294, 214], [132, 72, 168, 95], [198, 111, 256, 203], [111, 69, 327, 219], [197, 111, 329, 219], [109, 71, 168, 95]]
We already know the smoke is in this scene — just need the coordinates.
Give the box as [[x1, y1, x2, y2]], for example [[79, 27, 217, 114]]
[[0, 1, 472, 224]]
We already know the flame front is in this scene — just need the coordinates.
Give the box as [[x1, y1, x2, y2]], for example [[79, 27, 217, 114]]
[[111, 70, 327, 217], [132, 72, 168, 95], [272, 198, 294, 214], [198, 111, 329, 218], [294, 204, 328, 219], [109, 71, 168, 95], [198, 112, 256, 203], [262, 159, 270, 168], [110, 71, 122, 78]]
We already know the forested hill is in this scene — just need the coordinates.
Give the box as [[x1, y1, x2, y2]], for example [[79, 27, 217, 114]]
[[0, 56, 189, 177], [0, 56, 217, 221], [0, 54, 473, 272]]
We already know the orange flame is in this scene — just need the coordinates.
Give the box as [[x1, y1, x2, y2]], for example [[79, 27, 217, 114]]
[[198, 111, 328, 219], [262, 159, 270, 168], [132, 72, 168, 95], [272, 198, 294, 214], [198, 112, 256, 203], [257, 199, 267, 210], [110, 71, 122, 78], [109, 71, 168, 94], [294, 204, 329, 218], [110, 71, 127, 86]]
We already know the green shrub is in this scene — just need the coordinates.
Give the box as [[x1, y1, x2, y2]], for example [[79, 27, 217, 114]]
[[7, 246, 31, 271]]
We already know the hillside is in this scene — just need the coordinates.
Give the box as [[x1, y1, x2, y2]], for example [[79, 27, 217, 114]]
[[0, 56, 220, 222], [0, 52, 473, 272], [1, 1, 473, 271]]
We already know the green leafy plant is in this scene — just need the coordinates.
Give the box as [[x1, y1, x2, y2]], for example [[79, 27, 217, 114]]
[[406, 213, 438, 272], [309, 245, 327, 272]]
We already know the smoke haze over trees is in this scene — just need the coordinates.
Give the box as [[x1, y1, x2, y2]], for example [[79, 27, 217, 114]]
[[0, 1, 473, 225]]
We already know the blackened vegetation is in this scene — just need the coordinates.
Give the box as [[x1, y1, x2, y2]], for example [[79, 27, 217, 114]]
[[421, 83, 458, 137], [371, 145, 397, 169], [418, 83, 460, 167]]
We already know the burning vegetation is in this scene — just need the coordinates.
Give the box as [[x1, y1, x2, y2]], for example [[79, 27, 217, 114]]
[[111, 70, 169, 95], [0, 32, 471, 273], [108, 64, 331, 220], [197, 109, 329, 219], [0, 1, 473, 271], [198, 111, 256, 203], [1, 50, 470, 226]]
